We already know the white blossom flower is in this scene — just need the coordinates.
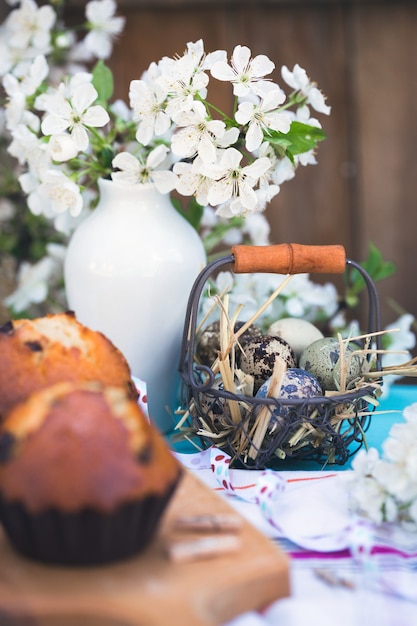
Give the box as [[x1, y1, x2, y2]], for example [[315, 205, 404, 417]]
[[47, 133, 79, 162], [348, 476, 387, 525], [380, 314, 416, 391], [351, 447, 380, 477], [156, 39, 224, 117], [171, 101, 226, 163], [4, 0, 56, 55], [129, 79, 170, 145], [84, 0, 125, 60], [235, 88, 291, 151], [202, 147, 271, 213], [296, 149, 318, 167], [347, 403, 417, 530], [41, 81, 109, 151], [211, 45, 275, 98], [3, 61, 47, 131], [111, 145, 178, 193], [173, 158, 212, 206], [223, 210, 271, 245], [8, 123, 45, 165], [271, 156, 296, 185], [4, 256, 56, 313], [27, 170, 83, 218], [4, 55, 48, 98], [281, 63, 331, 115]]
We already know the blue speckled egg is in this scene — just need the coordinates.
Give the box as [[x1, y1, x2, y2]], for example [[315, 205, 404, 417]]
[[299, 337, 362, 391], [256, 367, 323, 421]]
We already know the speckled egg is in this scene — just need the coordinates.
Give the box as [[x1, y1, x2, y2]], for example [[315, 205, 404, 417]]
[[256, 367, 323, 417], [195, 376, 243, 427], [239, 335, 296, 392], [299, 337, 363, 391], [267, 318, 324, 358], [196, 320, 263, 367]]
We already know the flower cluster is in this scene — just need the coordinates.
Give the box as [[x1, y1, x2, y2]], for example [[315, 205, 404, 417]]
[[1, 0, 127, 313], [0, 0, 331, 314], [2, 13, 330, 224], [347, 403, 417, 531]]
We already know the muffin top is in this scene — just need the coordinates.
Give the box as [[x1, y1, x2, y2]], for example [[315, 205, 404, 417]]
[[0, 382, 181, 514], [0, 311, 137, 420]]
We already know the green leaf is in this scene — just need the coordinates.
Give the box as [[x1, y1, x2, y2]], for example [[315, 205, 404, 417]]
[[346, 242, 396, 300], [92, 60, 114, 105], [267, 121, 327, 157], [99, 146, 115, 170], [172, 197, 204, 231]]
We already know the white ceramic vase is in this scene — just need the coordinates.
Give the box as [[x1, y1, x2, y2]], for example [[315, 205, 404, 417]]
[[64, 178, 206, 433]]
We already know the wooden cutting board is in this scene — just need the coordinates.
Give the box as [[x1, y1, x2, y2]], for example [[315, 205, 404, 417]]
[[0, 470, 290, 626]]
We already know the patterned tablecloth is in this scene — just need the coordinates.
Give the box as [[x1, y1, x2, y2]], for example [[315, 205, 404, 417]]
[[173, 384, 417, 626]]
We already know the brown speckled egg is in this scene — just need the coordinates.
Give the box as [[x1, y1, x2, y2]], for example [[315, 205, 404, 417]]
[[239, 335, 296, 392], [196, 320, 263, 367], [193, 377, 245, 428], [299, 337, 363, 391]]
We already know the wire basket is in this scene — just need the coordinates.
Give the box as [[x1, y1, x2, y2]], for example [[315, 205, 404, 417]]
[[178, 243, 383, 469]]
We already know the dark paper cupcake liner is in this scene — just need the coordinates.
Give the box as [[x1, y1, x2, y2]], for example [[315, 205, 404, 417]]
[[0, 475, 180, 566]]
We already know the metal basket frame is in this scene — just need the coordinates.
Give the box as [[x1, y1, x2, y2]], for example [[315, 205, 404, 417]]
[[178, 251, 382, 469]]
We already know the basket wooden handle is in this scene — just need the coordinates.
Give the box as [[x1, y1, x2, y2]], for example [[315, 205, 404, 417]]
[[231, 244, 346, 275]]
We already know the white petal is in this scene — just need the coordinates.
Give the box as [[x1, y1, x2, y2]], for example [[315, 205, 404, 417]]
[[71, 124, 89, 151], [146, 144, 169, 168], [264, 111, 291, 133], [245, 121, 263, 152], [210, 61, 236, 82], [135, 119, 154, 146], [220, 147, 243, 170], [71, 82, 98, 114], [111, 169, 140, 185], [250, 54, 275, 78], [231, 45, 251, 72], [217, 126, 240, 148], [206, 119, 225, 138], [152, 170, 178, 194], [243, 156, 271, 180], [208, 179, 233, 206], [238, 181, 258, 210], [235, 101, 254, 125], [83, 105, 110, 127], [112, 151, 139, 173], [281, 65, 297, 90], [198, 133, 217, 163], [171, 127, 199, 158], [47, 134, 79, 162], [153, 111, 171, 137], [262, 87, 286, 110], [307, 87, 331, 115], [41, 114, 69, 136]]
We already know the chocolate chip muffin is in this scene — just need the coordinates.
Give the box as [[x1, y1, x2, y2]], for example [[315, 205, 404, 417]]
[[0, 382, 182, 565], [0, 311, 137, 421]]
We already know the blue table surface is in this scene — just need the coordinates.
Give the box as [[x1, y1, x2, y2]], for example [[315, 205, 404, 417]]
[[170, 384, 417, 471]]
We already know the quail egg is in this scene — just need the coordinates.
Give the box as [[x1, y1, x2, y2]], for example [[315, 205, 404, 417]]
[[256, 367, 323, 418], [195, 376, 245, 428], [299, 337, 363, 391], [196, 320, 263, 367], [267, 318, 324, 358], [240, 335, 296, 392]]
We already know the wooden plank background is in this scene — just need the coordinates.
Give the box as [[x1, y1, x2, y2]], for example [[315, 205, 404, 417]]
[[2, 0, 417, 335]]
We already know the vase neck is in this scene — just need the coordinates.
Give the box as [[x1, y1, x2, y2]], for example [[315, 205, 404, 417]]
[[97, 178, 170, 212]]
